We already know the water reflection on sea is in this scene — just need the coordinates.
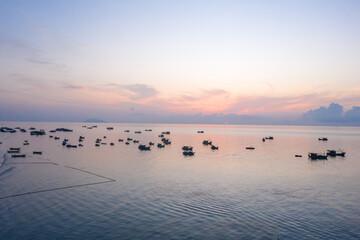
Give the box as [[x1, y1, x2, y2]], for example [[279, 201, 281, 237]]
[[1, 122, 360, 239]]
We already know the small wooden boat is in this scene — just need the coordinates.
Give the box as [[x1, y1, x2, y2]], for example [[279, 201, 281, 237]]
[[211, 145, 219, 150], [157, 143, 165, 148], [197, 131, 204, 133], [336, 151, 346, 157], [10, 147, 21, 151], [8, 150, 20, 154], [33, 151, 42, 155], [318, 137, 328, 141], [295, 155, 302, 158], [182, 146, 193, 151], [327, 150, 346, 157], [11, 154, 26, 158], [161, 138, 171, 145], [66, 144, 77, 148], [308, 153, 327, 160], [138, 145, 151, 151], [202, 140, 212, 145], [246, 147, 255, 150], [110, 142, 115, 146], [56, 128, 73, 132], [183, 151, 195, 156]]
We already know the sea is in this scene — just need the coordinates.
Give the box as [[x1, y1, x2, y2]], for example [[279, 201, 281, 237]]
[[0, 122, 359, 239]]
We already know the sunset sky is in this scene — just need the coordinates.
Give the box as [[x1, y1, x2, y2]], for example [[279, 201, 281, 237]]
[[1, 0, 359, 123]]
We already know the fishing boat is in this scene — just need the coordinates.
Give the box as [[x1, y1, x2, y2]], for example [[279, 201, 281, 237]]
[[8, 150, 20, 153], [182, 146, 193, 151], [327, 150, 346, 157], [183, 151, 195, 156], [66, 144, 77, 148], [11, 154, 26, 158], [56, 128, 73, 132], [30, 130, 46, 136], [308, 153, 327, 160], [246, 147, 255, 150], [161, 138, 171, 145], [202, 140, 212, 145], [211, 145, 219, 150], [318, 137, 328, 141], [157, 143, 165, 148], [138, 145, 151, 151]]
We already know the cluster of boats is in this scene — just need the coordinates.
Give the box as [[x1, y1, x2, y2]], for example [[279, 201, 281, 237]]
[[6, 147, 42, 158], [308, 150, 346, 160], [202, 140, 219, 150], [182, 146, 195, 156], [262, 136, 274, 142], [1, 127, 26, 133], [308, 137, 345, 160], [30, 130, 46, 136], [1, 125, 349, 162]]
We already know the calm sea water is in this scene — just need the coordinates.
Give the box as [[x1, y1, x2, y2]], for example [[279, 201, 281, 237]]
[[0, 122, 360, 239]]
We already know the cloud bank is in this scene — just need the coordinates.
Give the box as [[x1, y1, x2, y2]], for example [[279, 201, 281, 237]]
[[303, 103, 360, 124]]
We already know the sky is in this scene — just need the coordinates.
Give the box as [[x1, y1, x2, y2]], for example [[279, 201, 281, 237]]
[[0, 0, 359, 124]]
